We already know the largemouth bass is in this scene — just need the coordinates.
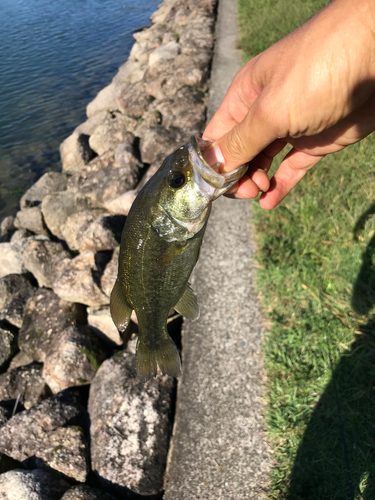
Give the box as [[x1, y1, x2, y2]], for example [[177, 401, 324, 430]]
[[110, 136, 247, 382]]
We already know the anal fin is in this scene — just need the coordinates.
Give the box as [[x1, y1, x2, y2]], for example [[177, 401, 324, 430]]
[[110, 279, 133, 335], [174, 283, 200, 321]]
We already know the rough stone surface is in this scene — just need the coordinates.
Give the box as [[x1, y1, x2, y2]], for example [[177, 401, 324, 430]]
[[88, 351, 174, 497], [14, 207, 48, 236], [41, 190, 77, 239], [0, 274, 36, 328], [61, 212, 124, 253], [71, 165, 141, 210], [60, 132, 96, 175], [0, 326, 18, 371], [88, 113, 134, 156], [20, 172, 68, 209], [0, 469, 70, 500], [149, 41, 179, 66], [23, 239, 71, 288], [0, 390, 89, 482], [0, 236, 48, 279], [61, 485, 117, 500], [0, 363, 50, 410], [100, 247, 119, 298], [0, 216, 15, 243], [8, 351, 34, 371], [117, 82, 154, 118], [87, 306, 122, 346], [138, 126, 181, 165], [164, 0, 272, 498], [43, 325, 106, 393], [53, 252, 109, 306], [19, 289, 85, 363], [102, 190, 137, 216]]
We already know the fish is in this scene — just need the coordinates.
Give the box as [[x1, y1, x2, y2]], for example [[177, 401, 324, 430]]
[[110, 136, 247, 383]]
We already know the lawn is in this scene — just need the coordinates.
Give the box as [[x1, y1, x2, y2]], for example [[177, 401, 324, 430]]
[[237, 0, 375, 498]]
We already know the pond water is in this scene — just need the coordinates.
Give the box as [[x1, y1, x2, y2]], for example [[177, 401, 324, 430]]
[[0, 0, 159, 221]]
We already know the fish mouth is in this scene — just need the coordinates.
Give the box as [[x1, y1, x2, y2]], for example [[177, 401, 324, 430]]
[[188, 136, 248, 198]]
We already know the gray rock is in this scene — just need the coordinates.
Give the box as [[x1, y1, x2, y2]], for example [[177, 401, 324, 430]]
[[10, 229, 33, 242], [0, 216, 15, 243], [114, 142, 142, 169], [0, 326, 18, 371], [100, 247, 119, 298], [73, 166, 141, 210], [87, 306, 122, 346], [102, 190, 137, 216], [138, 126, 181, 164], [156, 87, 206, 132], [23, 239, 71, 288], [149, 41, 179, 67], [61, 485, 116, 500], [0, 363, 50, 410], [0, 390, 89, 482], [53, 252, 109, 306], [20, 172, 68, 209], [0, 274, 36, 328], [85, 83, 120, 118], [19, 289, 85, 363], [117, 82, 154, 118], [41, 190, 77, 239], [88, 351, 174, 497], [74, 110, 109, 136], [0, 401, 13, 427], [112, 60, 148, 86], [88, 113, 135, 156], [13, 207, 48, 237], [0, 469, 70, 500], [60, 132, 96, 175], [129, 40, 155, 64], [43, 325, 106, 393], [61, 209, 104, 251], [8, 351, 34, 371], [0, 243, 25, 278]]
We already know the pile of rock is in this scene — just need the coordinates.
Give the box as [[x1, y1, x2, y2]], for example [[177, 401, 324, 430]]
[[0, 0, 216, 497]]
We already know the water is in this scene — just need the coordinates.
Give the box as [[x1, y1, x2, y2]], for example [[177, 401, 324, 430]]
[[0, 0, 159, 220]]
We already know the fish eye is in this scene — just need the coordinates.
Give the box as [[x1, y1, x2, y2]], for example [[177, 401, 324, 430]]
[[170, 173, 186, 189]]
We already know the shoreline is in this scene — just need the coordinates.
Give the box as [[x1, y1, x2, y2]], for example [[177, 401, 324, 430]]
[[0, 0, 218, 497]]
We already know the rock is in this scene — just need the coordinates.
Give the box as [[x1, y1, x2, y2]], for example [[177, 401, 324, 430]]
[[117, 82, 154, 118], [19, 289, 85, 363], [87, 306, 122, 346], [10, 229, 33, 241], [149, 41, 179, 67], [88, 351, 174, 497], [86, 83, 120, 118], [0, 401, 13, 427], [101, 247, 119, 298], [0, 274, 36, 328], [0, 363, 50, 410], [88, 113, 135, 156], [61, 485, 117, 500], [0, 243, 25, 278], [0, 390, 89, 482], [0, 469, 70, 500], [114, 142, 142, 169], [138, 126, 181, 164], [74, 110, 109, 136], [60, 132, 96, 175], [0, 216, 15, 242], [0, 326, 18, 371], [13, 207, 48, 236], [43, 325, 106, 393], [41, 190, 77, 239], [156, 87, 206, 132], [112, 60, 148, 86], [73, 166, 142, 210], [53, 252, 109, 307], [8, 351, 34, 371], [20, 172, 68, 209], [102, 190, 137, 216], [129, 41, 155, 64], [23, 239, 71, 288]]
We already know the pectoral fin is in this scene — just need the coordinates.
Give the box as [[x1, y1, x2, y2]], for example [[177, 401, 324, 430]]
[[174, 283, 200, 321], [110, 279, 133, 334]]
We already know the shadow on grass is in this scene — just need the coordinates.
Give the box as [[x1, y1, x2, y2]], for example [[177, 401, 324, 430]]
[[286, 207, 375, 500]]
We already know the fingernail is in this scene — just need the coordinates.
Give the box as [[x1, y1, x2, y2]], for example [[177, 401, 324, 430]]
[[203, 145, 225, 168]]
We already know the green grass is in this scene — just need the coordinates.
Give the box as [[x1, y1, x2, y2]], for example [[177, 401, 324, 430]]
[[237, 0, 375, 498]]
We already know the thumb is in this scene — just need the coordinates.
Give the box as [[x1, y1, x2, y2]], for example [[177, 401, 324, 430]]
[[205, 97, 281, 172]]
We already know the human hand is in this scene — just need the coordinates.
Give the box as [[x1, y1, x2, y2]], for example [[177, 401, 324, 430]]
[[203, 0, 375, 209]]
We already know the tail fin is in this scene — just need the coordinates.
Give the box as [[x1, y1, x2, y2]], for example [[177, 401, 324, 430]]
[[136, 336, 181, 384]]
